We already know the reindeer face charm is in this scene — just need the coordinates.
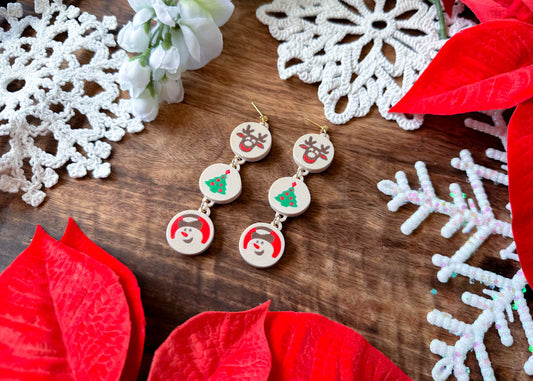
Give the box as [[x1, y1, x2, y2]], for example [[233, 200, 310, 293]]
[[166, 210, 215, 255], [230, 122, 272, 162], [293, 133, 334, 173], [239, 223, 285, 268]]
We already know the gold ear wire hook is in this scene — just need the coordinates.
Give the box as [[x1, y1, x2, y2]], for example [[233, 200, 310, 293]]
[[251, 102, 268, 123], [305, 117, 328, 134]]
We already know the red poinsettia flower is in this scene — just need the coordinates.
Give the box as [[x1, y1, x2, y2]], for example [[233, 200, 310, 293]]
[[0, 221, 145, 380], [389, 2, 533, 287], [148, 302, 411, 380]]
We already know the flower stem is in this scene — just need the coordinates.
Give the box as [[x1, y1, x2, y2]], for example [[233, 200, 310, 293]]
[[431, 0, 448, 40]]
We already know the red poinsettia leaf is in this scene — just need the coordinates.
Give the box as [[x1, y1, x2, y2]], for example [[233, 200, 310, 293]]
[[442, 0, 455, 17], [507, 99, 533, 286], [0, 226, 131, 380], [265, 311, 411, 381], [389, 20, 533, 115], [148, 302, 272, 381], [61, 218, 146, 381], [462, 0, 533, 23]]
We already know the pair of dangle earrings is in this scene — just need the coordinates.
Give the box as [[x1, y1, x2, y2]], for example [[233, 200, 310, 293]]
[[166, 104, 334, 268]]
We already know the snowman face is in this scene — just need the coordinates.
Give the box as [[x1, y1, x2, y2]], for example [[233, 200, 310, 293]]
[[166, 210, 215, 255], [246, 237, 275, 258], [239, 223, 285, 268], [175, 225, 203, 246]]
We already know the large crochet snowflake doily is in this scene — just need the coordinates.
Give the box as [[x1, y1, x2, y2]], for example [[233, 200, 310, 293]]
[[256, 0, 474, 129], [0, 0, 142, 206]]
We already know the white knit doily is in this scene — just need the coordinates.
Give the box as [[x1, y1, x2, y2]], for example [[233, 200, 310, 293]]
[[256, 0, 474, 129], [0, 0, 143, 206]]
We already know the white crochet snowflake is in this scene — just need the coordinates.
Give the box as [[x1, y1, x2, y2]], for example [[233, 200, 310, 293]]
[[378, 149, 533, 380], [256, 0, 474, 129], [0, 0, 143, 206]]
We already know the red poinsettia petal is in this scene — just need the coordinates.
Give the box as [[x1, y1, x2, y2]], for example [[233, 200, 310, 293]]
[[442, 0, 455, 17], [507, 99, 533, 286], [462, 0, 533, 23], [389, 20, 533, 115], [265, 311, 412, 381], [61, 218, 145, 381], [0, 226, 131, 380], [148, 302, 271, 381]]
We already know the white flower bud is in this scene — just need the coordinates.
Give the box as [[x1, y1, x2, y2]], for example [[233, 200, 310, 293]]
[[149, 44, 182, 75], [130, 90, 159, 122], [156, 77, 184, 104], [118, 21, 150, 53], [118, 59, 151, 98]]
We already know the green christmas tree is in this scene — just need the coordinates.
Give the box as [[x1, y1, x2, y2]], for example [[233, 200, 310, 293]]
[[275, 183, 298, 207], [205, 170, 230, 194]]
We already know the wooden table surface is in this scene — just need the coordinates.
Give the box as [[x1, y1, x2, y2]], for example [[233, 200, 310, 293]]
[[0, 1, 525, 380]]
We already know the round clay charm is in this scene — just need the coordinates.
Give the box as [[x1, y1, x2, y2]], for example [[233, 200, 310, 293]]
[[239, 222, 285, 268], [166, 210, 215, 255], [199, 163, 242, 204], [292, 133, 334, 173], [230, 122, 272, 162], [268, 177, 311, 217]]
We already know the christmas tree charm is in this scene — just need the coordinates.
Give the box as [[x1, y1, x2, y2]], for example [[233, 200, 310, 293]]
[[293, 133, 334, 173], [268, 177, 310, 217], [167, 103, 271, 255], [199, 164, 242, 204], [230, 122, 272, 162], [239, 119, 333, 268], [239, 223, 285, 268], [166, 210, 215, 255]]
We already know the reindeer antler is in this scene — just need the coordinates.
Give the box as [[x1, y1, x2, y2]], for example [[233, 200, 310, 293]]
[[318, 144, 330, 155], [256, 132, 268, 143], [240, 124, 254, 136], [303, 136, 317, 147]]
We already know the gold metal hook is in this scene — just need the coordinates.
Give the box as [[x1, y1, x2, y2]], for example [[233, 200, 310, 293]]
[[305, 117, 328, 134], [251, 101, 268, 123]]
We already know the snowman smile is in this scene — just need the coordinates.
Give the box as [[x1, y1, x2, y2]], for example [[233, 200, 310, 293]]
[[254, 250, 264, 256], [183, 237, 193, 244]]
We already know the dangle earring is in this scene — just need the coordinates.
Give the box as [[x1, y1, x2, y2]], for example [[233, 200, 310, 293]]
[[166, 103, 272, 255], [239, 119, 334, 268]]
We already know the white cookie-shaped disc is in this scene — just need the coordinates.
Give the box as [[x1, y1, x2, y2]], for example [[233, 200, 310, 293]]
[[293, 133, 334, 173], [199, 163, 242, 204], [268, 177, 310, 217], [239, 223, 285, 268], [230, 122, 272, 162], [166, 210, 215, 255]]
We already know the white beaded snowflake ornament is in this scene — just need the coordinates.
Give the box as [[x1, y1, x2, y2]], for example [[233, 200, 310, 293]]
[[256, 0, 474, 129], [378, 147, 533, 380], [239, 120, 334, 268], [0, 0, 143, 206], [167, 103, 272, 255]]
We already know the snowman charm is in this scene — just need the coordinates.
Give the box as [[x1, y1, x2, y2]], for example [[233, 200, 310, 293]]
[[166, 210, 215, 255], [239, 223, 285, 268]]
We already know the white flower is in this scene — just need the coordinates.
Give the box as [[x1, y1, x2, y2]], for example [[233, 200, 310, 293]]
[[118, 59, 151, 98], [170, 0, 223, 70], [152, 0, 179, 27], [130, 90, 159, 121], [192, 0, 234, 26], [118, 21, 150, 53], [156, 77, 184, 103], [127, 0, 151, 12], [129, 0, 178, 27], [149, 44, 182, 76]]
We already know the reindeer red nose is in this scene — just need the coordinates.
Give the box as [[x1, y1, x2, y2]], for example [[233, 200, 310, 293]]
[[181, 231, 188, 238], [253, 243, 260, 250]]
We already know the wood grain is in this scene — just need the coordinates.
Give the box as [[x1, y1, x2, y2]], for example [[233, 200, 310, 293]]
[[0, 1, 526, 380]]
